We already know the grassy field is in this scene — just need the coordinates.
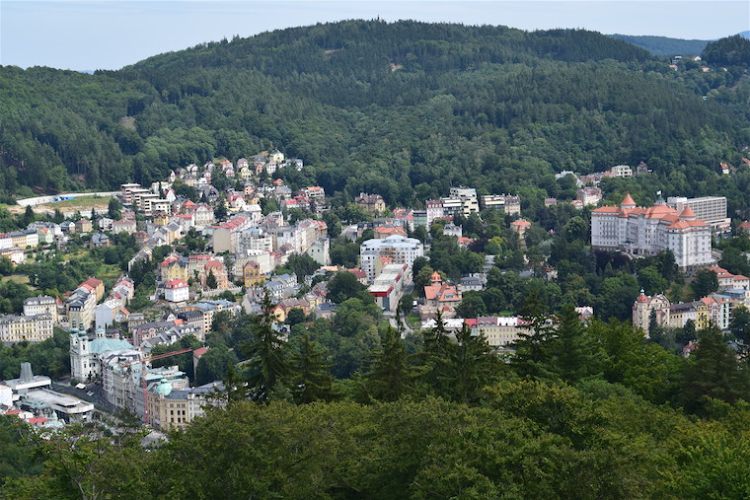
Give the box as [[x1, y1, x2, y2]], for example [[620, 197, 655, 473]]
[[47, 195, 112, 208]]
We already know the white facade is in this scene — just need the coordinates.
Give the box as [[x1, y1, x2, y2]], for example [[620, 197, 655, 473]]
[[591, 194, 714, 269], [360, 235, 424, 283], [23, 295, 58, 324]]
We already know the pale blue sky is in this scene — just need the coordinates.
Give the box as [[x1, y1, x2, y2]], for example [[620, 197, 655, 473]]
[[1, 0, 748, 71]]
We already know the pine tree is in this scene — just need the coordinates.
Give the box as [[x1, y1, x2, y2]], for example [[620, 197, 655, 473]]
[[364, 327, 412, 402], [241, 292, 289, 403], [681, 326, 747, 415], [443, 323, 500, 404], [511, 290, 555, 379], [289, 334, 334, 404], [550, 304, 599, 384], [420, 310, 452, 395]]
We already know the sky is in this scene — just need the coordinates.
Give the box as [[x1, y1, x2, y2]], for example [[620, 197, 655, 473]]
[[1, 0, 749, 71]]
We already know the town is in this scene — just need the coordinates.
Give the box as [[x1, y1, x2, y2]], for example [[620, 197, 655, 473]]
[[1, 149, 749, 432]]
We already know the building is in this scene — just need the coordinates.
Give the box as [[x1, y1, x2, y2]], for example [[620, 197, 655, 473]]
[[607, 165, 633, 178], [212, 216, 251, 253], [632, 291, 671, 337], [66, 289, 97, 332], [165, 279, 190, 303], [95, 299, 129, 332], [360, 235, 424, 283], [576, 187, 602, 207], [710, 265, 750, 291], [367, 263, 410, 313], [479, 194, 521, 215], [23, 295, 58, 324], [591, 194, 714, 270], [0, 314, 54, 343], [355, 193, 386, 214], [69, 331, 135, 382], [147, 380, 224, 431], [421, 272, 462, 319], [470, 316, 525, 349], [666, 196, 730, 233]]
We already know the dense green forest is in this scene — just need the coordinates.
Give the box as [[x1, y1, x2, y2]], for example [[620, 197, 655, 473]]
[[609, 34, 709, 56], [5, 308, 750, 497], [1, 20, 749, 211]]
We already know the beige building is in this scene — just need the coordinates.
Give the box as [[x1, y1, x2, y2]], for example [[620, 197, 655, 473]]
[[147, 380, 224, 431], [23, 295, 58, 324], [0, 314, 54, 343], [632, 291, 671, 337]]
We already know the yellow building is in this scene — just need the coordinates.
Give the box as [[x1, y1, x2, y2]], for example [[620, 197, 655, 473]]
[[243, 261, 264, 288]]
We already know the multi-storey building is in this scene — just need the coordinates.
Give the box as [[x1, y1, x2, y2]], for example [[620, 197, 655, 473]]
[[367, 263, 411, 312], [360, 235, 424, 283], [632, 291, 671, 337], [479, 194, 521, 215], [591, 194, 714, 269], [355, 193, 386, 214], [0, 314, 54, 343], [23, 296, 58, 324], [666, 196, 729, 233]]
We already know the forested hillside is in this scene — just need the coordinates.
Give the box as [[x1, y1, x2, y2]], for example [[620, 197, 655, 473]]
[[609, 34, 709, 56], [1, 20, 749, 209]]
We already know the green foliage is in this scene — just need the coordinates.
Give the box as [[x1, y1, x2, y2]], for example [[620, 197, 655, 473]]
[[702, 34, 750, 66], [691, 268, 719, 299], [288, 334, 334, 404], [239, 294, 290, 402], [0, 328, 71, 379], [326, 271, 367, 304], [681, 326, 749, 416]]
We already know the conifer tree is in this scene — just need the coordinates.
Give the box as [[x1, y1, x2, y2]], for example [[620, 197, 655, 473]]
[[364, 327, 412, 402], [443, 323, 500, 404], [420, 310, 452, 395], [550, 304, 599, 384], [242, 292, 289, 403], [289, 334, 334, 404], [681, 326, 748, 415], [511, 290, 555, 379]]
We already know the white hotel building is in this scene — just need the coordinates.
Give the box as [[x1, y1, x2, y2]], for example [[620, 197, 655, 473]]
[[360, 235, 424, 283], [591, 193, 714, 269]]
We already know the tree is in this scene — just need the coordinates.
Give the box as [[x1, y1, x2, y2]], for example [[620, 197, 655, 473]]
[[441, 323, 500, 404], [455, 292, 487, 318], [107, 198, 122, 220], [691, 269, 718, 299], [214, 196, 228, 222], [289, 334, 334, 404], [21, 206, 34, 227], [511, 290, 555, 380], [550, 305, 600, 384], [327, 271, 365, 304], [363, 327, 412, 402], [206, 270, 218, 289], [286, 308, 306, 326], [196, 344, 238, 386], [240, 293, 289, 402], [681, 326, 748, 415], [285, 253, 319, 283], [729, 306, 750, 358]]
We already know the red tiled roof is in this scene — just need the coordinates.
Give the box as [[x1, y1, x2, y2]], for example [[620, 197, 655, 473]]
[[165, 278, 188, 289]]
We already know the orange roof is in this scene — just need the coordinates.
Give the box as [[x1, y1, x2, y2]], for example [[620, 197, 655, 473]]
[[621, 193, 636, 206], [680, 205, 696, 218], [511, 219, 531, 228], [592, 206, 621, 214]]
